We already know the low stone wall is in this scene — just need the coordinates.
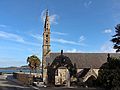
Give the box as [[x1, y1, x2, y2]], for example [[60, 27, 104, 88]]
[[13, 72, 33, 85]]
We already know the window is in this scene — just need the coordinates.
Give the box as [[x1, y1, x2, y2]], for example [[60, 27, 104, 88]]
[[46, 35, 48, 37], [46, 40, 48, 43]]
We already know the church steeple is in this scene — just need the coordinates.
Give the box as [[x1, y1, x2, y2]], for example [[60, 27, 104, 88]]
[[42, 9, 51, 82], [43, 9, 50, 52], [44, 9, 50, 31], [46, 9, 48, 17]]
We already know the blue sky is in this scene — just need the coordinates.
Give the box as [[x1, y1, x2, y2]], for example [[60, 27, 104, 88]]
[[0, 0, 120, 67]]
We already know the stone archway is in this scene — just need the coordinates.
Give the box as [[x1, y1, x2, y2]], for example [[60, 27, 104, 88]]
[[47, 50, 77, 86]]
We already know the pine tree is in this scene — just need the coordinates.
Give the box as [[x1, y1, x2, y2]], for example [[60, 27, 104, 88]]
[[111, 24, 120, 52]]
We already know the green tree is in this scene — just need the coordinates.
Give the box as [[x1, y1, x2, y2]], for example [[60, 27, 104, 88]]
[[111, 24, 120, 52], [27, 55, 41, 73], [97, 56, 120, 89]]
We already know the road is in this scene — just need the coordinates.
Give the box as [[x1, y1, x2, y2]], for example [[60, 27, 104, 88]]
[[0, 74, 37, 90]]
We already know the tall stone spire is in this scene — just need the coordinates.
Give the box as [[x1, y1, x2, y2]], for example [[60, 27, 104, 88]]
[[44, 9, 50, 31], [42, 9, 51, 82], [43, 9, 50, 55]]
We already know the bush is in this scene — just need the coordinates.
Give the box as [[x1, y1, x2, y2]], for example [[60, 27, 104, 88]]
[[97, 57, 120, 89]]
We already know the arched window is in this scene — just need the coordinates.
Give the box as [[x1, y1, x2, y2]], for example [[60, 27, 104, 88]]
[[46, 35, 48, 37], [46, 40, 48, 43]]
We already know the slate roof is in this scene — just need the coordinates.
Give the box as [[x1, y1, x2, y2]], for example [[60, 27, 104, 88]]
[[46, 53, 120, 69]]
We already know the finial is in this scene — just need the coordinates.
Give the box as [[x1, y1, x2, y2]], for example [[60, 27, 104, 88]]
[[107, 53, 110, 58], [46, 9, 49, 16], [107, 53, 110, 62], [61, 50, 63, 55]]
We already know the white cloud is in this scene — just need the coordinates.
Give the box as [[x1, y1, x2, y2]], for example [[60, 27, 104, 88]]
[[0, 24, 7, 28], [50, 14, 58, 24], [31, 34, 42, 40], [79, 35, 85, 42], [66, 49, 82, 53], [31, 34, 86, 46], [41, 9, 58, 25], [103, 29, 112, 33], [51, 35, 85, 46], [51, 38, 85, 46], [0, 31, 24, 43], [100, 42, 115, 53], [84, 0, 92, 8], [0, 31, 40, 46], [51, 31, 67, 35]]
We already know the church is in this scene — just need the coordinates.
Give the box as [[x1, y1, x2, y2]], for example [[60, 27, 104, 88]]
[[41, 10, 120, 86]]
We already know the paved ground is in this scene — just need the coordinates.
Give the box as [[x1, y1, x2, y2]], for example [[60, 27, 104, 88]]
[[0, 74, 37, 90], [36, 87, 104, 90], [0, 74, 104, 90]]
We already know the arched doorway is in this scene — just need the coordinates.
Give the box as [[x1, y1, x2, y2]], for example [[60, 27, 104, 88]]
[[47, 50, 77, 86], [55, 67, 69, 86]]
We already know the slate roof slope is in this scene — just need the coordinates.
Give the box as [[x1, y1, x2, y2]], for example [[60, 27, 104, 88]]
[[46, 53, 120, 69]]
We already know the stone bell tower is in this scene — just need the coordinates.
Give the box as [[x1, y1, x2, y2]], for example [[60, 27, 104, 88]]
[[42, 9, 51, 82]]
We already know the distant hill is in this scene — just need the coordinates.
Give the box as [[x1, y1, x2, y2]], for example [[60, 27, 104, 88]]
[[0, 65, 29, 70], [0, 66, 18, 70], [0, 65, 42, 70]]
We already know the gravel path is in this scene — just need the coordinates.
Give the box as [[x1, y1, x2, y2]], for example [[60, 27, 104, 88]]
[[0, 74, 37, 90]]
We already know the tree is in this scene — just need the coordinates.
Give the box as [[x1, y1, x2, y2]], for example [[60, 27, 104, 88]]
[[27, 55, 41, 73], [97, 56, 120, 89], [111, 24, 120, 52]]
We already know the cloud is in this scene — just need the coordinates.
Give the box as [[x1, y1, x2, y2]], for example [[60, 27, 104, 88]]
[[49, 14, 58, 24], [0, 31, 24, 43], [31, 34, 86, 46], [0, 31, 40, 46], [31, 34, 42, 40], [66, 49, 82, 53], [100, 42, 115, 53], [41, 9, 58, 25], [51, 35, 86, 46], [79, 35, 85, 42], [0, 24, 7, 28], [103, 29, 112, 34], [51, 38, 85, 46], [84, 0, 92, 8], [51, 31, 67, 35]]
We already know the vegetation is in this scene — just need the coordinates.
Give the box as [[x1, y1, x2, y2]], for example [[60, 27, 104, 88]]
[[111, 24, 120, 52], [27, 55, 41, 73], [97, 56, 120, 89]]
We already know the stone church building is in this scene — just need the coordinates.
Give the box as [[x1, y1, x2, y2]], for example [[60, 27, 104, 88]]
[[42, 10, 119, 86]]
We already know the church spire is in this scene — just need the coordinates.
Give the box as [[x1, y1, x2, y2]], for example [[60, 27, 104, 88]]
[[44, 9, 50, 30], [46, 9, 48, 16], [42, 9, 50, 56], [42, 9, 51, 82]]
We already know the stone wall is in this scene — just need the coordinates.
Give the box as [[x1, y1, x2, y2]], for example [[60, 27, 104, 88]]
[[13, 72, 39, 85]]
